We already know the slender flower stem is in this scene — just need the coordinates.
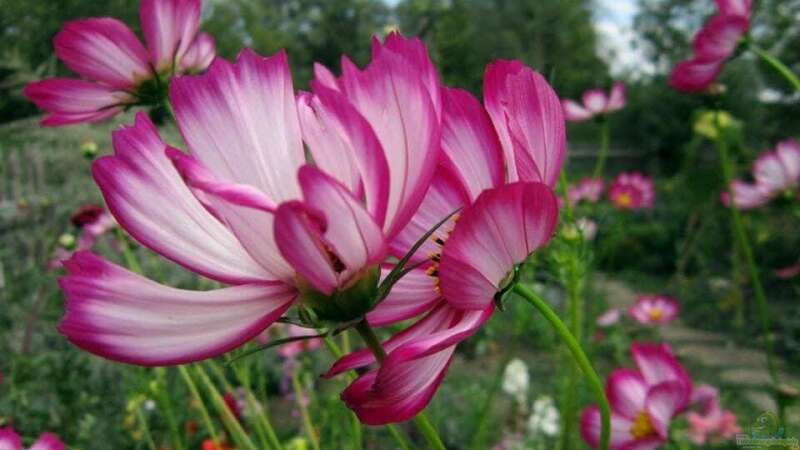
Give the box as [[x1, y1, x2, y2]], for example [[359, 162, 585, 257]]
[[231, 363, 285, 450], [714, 113, 781, 402], [135, 406, 158, 450], [115, 228, 142, 274], [195, 364, 258, 450], [178, 365, 222, 448], [353, 320, 447, 450], [558, 251, 585, 450], [592, 119, 611, 179], [750, 44, 800, 92], [512, 283, 610, 450], [291, 368, 321, 450], [323, 336, 369, 450]]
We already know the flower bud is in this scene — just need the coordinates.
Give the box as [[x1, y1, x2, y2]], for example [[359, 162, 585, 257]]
[[58, 233, 76, 250]]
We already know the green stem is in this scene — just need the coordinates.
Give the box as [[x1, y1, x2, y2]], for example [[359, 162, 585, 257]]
[[750, 44, 800, 92], [713, 113, 781, 398], [592, 119, 611, 179], [231, 363, 285, 450], [558, 251, 584, 450], [323, 336, 366, 450], [512, 283, 610, 450], [116, 228, 141, 274], [195, 365, 258, 450], [135, 406, 158, 450], [178, 365, 221, 448], [153, 369, 184, 450], [353, 320, 447, 450], [291, 368, 321, 450]]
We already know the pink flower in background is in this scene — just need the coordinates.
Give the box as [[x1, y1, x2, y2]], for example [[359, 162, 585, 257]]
[[24, 0, 216, 126], [568, 178, 605, 205], [0, 428, 65, 450], [596, 308, 622, 327], [687, 384, 741, 444], [48, 205, 116, 270], [59, 34, 441, 370], [670, 1, 751, 92], [608, 172, 655, 210], [562, 83, 626, 122], [722, 139, 800, 209], [326, 59, 564, 425], [581, 343, 693, 449], [775, 262, 800, 279], [629, 296, 680, 326]]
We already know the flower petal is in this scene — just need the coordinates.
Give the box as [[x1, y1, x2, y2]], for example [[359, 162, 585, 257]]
[[607, 82, 626, 111], [607, 369, 648, 420], [29, 433, 66, 450], [338, 37, 441, 239], [337, 304, 493, 425], [54, 18, 150, 88], [59, 252, 296, 366], [367, 267, 441, 327], [484, 60, 566, 186], [170, 49, 304, 202], [562, 99, 593, 122], [440, 87, 504, 198], [583, 89, 609, 113], [23, 78, 131, 126], [140, 0, 201, 71], [669, 58, 723, 92], [168, 149, 295, 282], [775, 139, 800, 184], [0, 428, 22, 450], [631, 343, 692, 410], [693, 15, 748, 62], [180, 32, 217, 72], [93, 113, 273, 284], [754, 148, 792, 193], [298, 84, 390, 224], [645, 381, 687, 438], [439, 182, 559, 309], [721, 180, 772, 210], [580, 407, 637, 449], [715, 0, 752, 18]]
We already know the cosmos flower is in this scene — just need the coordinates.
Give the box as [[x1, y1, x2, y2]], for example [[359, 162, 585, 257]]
[[608, 172, 655, 210], [581, 343, 693, 450], [722, 139, 800, 209], [669, 0, 751, 92], [58, 33, 441, 368], [596, 308, 622, 328], [48, 204, 116, 270], [687, 384, 741, 445], [568, 178, 605, 205], [24, 0, 216, 126], [326, 60, 564, 424], [562, 83, 626, 122], [0, 428, 65, 450], [628, 296, 680, 326]]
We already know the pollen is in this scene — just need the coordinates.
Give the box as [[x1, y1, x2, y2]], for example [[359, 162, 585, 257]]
[[648, 307, 664, 322], [616, 192, 633, 207], [630, 411, 656, 439]]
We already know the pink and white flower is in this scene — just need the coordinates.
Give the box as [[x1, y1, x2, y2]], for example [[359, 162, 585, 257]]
[[687, 384, 741, 445], [722, 139, 800, 209], [562, 83, 626, 122], [581, 343, 693, 449], [48, 204, 116, 270], [670, 1, 751, 92], [568, 178, 605, 205], [0, 428, 65, 450], [326, 60, 564, 424], [597, 308, 622, 328], [24, 0, 216, 126], [59, 34, 441, 368], [628, 296, 680, 326], [608, 172, 655, 210]]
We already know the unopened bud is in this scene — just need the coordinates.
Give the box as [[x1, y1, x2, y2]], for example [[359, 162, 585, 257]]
[[58, 233, 76, 250]]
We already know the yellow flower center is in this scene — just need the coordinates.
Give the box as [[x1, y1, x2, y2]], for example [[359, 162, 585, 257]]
[[648, 307, 664, 322], [630, 411, 656, 439], [616, 192, 633, 207]]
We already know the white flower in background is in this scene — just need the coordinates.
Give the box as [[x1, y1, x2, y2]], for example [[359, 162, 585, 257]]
[[576, 218, 598, 241], [527, 396, 560, 437], [501, 358, 530, 405]]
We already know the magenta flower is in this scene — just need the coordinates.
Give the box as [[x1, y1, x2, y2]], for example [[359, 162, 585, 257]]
[[669, 1, 751, 92], [687, 384, 741, 445], [628, 296, 680, 326], [569, 177, 605, 205], [722, 139, 800, 209], [581, 343, 693, 450], [562, 83, 626, 122], [48, 204, 116, 270], [58, 34, 441, 367], [325, 61, 564, 424], [0, 428, 64, 450], [608, 172, 655, 210], [24, 0, 216, 126]]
